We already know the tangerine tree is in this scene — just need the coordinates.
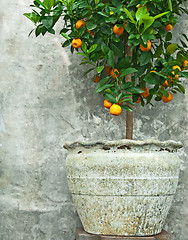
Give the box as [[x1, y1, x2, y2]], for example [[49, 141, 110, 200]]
[[24, 0, 188, 139]]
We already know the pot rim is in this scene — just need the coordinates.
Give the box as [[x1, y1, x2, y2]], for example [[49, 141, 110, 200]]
[[64, 139, 183, 150]]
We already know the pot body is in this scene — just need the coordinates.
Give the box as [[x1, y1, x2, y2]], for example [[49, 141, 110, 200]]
[[65, 139, 182, 236]]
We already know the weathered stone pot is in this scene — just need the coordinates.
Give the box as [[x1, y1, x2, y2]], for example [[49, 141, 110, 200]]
[[64, 139, 182, 236]]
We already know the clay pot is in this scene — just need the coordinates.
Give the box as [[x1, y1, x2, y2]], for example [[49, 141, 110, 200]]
[[64, 139, 182, 236]]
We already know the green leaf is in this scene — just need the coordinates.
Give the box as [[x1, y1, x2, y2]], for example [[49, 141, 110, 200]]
[[101, 43, 110, 55], [180, 40, 187, 48], [136, 6, 148, 21], [95, 76, 110, 91], [165, 32, 172, 41], [42, 16, 53, 29], [160, 89, 169, 97], [110, 43, 124, 57], [62, 40, 71, 47], [86, 21, 97, 30], [167, 0, 172, 11], [43, 0, 54, 9], [126, 87, 144, 94], [124, 7, 135, 24], [116, 93, 124, 104], [47, 28, 55, 34], [34, 0, 47, 9], [154, 11, 169, 19], [140, 51, 152, 66], [112, 0, 122, 7], [144, 72, 160, 84], [98, 12, 109, 17], [61, 32, 70, 41], [120, 68, 138, 77], [181, 71, 188, 78], [24, 12, 39, 24], [182, 33, 188, 42], [166, 43, 178, 55], [121, 105, 133, 112], [96, 84, 114, 93], [140, 16, 154, 29], [96, 66, 104, 73], [81, 41, 87, 53], [121, 82, 135, 90], [107, 50, 115, 68], [104, 93, 116, 103], [82, 68, 95, 77], [177, 84, 185, 94], [153, 43, 163, 58], [88, 44, 97, 53], [95, 0, 100, 5]]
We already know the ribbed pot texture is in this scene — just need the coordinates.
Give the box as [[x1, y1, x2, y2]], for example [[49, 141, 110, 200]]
[[64, 139, 182, 236]]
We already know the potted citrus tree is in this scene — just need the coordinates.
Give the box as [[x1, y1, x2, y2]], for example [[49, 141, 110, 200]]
[[24, 0, 188, 236]]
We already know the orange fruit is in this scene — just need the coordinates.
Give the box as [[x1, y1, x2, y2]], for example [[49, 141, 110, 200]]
[[165, 24, 173, 31], [140, 40, 151, 52], [115, 97, 123, 105], [105, 66, 111, 76], [75, 20, 86, 29], [110, 104, 122, 116], [162, 92, 173, 103], [94, 75, 100, 83], [183, 60, 188, 68], [104, 99, 112, 109], [110, 68, 119, 79], [135, 97, 141, 103], [113, 25, 124, 36], [162, 80, 169, 87], [141, 87, 149, 98], [72, 38, 82, 48], [172, 65, 181, 72]]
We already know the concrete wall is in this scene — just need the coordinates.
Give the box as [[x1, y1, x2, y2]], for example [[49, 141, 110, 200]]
[[0, 1, 187, 239]]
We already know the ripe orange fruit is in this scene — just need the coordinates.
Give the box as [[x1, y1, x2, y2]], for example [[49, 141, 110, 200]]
[[105, 66, 111, 76], [72, 38, 82, 48], [94, 75, 100, 83], [162, 80, 169, 87], [141, 87, 149, 98], [75, 20, 86, 29], [140, 40, 151, 52], [135, 97, 141, 103], [110, 104, 122, 116], [172, 65, 181, 72], [165, 24, 173, 31], [104, 99, 112, 109], [115, 97, 123, 105], [183, 60, 188, 68], [162, 92, 173, 103], [113, 25, 124, 36], [110, 68, 119, 79]]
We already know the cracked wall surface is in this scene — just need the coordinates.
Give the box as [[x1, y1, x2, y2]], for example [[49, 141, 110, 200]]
[[0, 1, 188, 240]]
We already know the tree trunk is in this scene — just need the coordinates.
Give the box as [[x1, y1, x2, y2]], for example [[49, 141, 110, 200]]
[[125, 35, 133, 140]]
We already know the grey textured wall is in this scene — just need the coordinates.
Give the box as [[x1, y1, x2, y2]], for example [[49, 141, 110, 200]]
[[0, 1, 187, 240]]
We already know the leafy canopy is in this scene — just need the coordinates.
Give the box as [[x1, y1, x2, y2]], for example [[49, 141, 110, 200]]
[[24, 0, 188, 111]]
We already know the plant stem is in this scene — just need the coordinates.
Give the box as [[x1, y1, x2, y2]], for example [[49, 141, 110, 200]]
[[125, 33, 133, 140]]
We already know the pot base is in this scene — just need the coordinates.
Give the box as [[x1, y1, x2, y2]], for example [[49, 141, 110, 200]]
[[73, 194, 173, 236], [76, 227, 171, 239]]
